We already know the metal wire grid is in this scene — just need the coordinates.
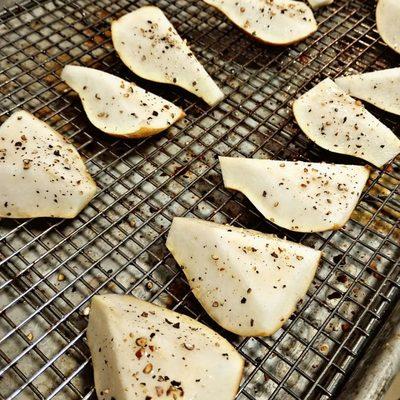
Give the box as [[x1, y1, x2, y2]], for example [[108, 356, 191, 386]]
[[0, 0, 399, 399]]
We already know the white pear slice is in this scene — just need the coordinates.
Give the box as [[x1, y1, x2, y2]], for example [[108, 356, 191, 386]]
[[204, 0, 317, 45], [87, 295, 244, 400], [335, 68, 400, 116], [0, 111, 96, 219], [166, 218, 321, 336], [308, 0, 333, 9], [293, 78, 400, 168], [220, 157, 369, 233], [376, 0, 400, 55], [111, 7, 224, 106], [61, 65, 184, 138]]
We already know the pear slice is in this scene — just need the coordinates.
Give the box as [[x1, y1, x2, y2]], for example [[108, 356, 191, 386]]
[[0, 111, 96, 219], [87, 295, 244, 400], [166, 218, 321, 336], [308, 0, 333, 9], [61, 65, 184, 138], [376, 0, 400, 55], [335, 68, 400, 116], [204, 0, 317, 45], [111, 6, 224, 106], [220, 157, 369, 233], [293, 78, 400, 168]]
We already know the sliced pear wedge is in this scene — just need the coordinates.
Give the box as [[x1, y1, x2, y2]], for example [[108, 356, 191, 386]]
[[166, 218, 321, 336], [293, 78, 400, 168], [376, 0, 400, 55], [61, 65, 184, 138], [111, 6, 224, 106], [0, 111, 96, 219], [220, 157, 369, 233], [308, 0, 333, 9], [87, 295, 244, 400], [335, 68, 400, 116], [204, 0, 317, 45]]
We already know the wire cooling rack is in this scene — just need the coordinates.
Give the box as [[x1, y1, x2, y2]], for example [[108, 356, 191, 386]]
[[0, 0, 399, 399]]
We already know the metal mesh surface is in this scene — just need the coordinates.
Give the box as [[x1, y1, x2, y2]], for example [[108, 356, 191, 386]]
[[0, 0, 399, 399]]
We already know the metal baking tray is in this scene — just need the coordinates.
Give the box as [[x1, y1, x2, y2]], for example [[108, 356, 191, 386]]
[[0, 0, 399, 399]]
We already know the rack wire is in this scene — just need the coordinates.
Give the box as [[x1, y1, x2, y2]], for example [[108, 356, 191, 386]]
[[0, 0, 399, 399]]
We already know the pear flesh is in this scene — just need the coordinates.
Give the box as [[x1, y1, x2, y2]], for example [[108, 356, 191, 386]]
[[0, 111, 96, 219], [111, 6, 224, 106], [61, 65, 184, 138], [87, 295, 244, 400], [204, 0, 317, 45], [293, 78, 400, 167], [166, 218, 321, 336], [376, 0, 400, 55], [220, 157, 370, 233], [336, 68, 400, 116]]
